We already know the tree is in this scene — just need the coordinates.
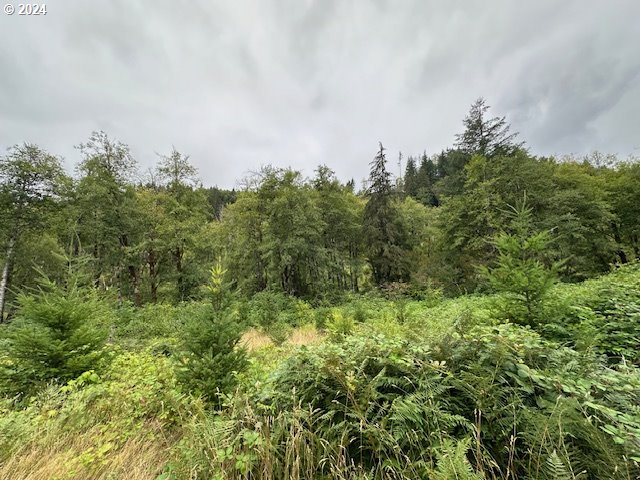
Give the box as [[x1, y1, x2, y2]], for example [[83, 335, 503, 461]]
[[0, 276, 108, 397], [206, 187, 237, 221], [363, 143, 408, 284], [154, 149, 210, 301], [455, 98, 525, 158], [605, 160, 640, 263], [434, 149, 472, 197], [135, 187, 170, 303], [480, 196, 563, 326], [0, 144, 66, 321], [416, 153, 439, 206], [176, 261, 247, 406], [259, 169, 323, 296], [545, 161, 617, 280], [313, 165, 365, 294], [403, 156, 418, 198], [74, 131, 141, 304], [157, 147, 199, 192]]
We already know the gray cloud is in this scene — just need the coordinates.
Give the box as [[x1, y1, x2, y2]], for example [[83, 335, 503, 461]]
[[1, 0, 639, 187]]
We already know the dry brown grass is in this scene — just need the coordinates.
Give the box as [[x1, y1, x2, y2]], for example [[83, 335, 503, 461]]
[[286, 324, 323, 346], [240, 328, 274, 350], [0, 423, 177, 480], [240, 325, 324, 351]]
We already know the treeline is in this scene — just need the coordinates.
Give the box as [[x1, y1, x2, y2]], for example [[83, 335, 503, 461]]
[[1, 98, 639, 317]]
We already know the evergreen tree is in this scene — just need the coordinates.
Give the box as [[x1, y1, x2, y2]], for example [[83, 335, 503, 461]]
[[177, 260, 247, 406], [363, 143, 408, 284], [455, 97, 525, 157], [416, 153, 439, 206], [403, 156, 418, 198], [480, 195, 563, 326], [0, 275, 108, 397]]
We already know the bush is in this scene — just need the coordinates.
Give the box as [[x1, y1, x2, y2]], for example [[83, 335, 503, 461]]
[[263, 320, 291, 346], [237, 325, 640, 479], [175, 263, 249, 407], [0, 279, 108, 398], [0, 350, 195, 477], [325, 311, 354, 341], [540, 264, 640, 364], [247, 290, 291, 328]]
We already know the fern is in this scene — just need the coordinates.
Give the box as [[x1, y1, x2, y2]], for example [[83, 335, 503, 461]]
[[544, 450, 572, 480], [429, 438, 485, 480]]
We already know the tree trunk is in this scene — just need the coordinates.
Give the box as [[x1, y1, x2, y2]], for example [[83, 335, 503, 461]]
[[120, 234, 141, 306], [611, 223, 628, 264], [128, 264, 141, 306], [0, 234, 16, 323], [174, 245, 184, 301], [148, 248, 158, 303]]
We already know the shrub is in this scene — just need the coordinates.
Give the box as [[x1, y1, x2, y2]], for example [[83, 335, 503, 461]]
[[176, 265, 248, 407], [247, 290, 291, 328], [480, 197, 563, 326], [540, 264, 640, 364], [263, 320, 291, 346], [243, 325, 640, 479], [0, 278, 108, 398], [325, 311, 355, 341], [0, 350, 195, 478]]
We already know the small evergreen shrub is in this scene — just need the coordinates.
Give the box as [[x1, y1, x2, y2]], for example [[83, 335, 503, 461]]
[[176, 264, 248, 406], [0, 278, 108, 398]]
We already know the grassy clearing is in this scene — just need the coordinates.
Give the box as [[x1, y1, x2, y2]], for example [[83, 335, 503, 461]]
[[240, 324, 324, 351]]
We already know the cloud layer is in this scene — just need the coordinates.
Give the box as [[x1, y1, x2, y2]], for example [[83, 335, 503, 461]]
[[1, 0, 639, 187]]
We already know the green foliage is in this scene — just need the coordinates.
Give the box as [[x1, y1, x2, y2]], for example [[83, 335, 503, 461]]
[[0, 350, 195, 472], [429, 439, 485, 480], [0, 278, 108, 397], [480, 196, 563, 326], [363, 143, 409, 285], [262, 320, 292, 346], [0, 143, 68, 319], [3, 113, 640, 480], [176, 309, 247, 406], [176, 271, 248, 406], [325, 310, 355, 341], [541, 265, 640, 364], [196, 315, 638, 479], [455, 97, 525, 158]]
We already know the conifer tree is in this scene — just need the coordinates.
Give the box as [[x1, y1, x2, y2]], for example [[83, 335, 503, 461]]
[[177, 260, 247, 406], [480, 195, 563, 325], [0, 275, 108, 397], [455, 98, 525, 157], [403, 156, 418, 198], [363, 143, 408, 284]]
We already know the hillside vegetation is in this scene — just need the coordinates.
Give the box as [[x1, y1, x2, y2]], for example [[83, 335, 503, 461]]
[[0, 265, 638, 479], [1, 99, 639, 479]]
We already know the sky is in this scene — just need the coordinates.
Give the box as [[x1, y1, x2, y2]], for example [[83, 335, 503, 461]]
[[1, 0, 639, 188]]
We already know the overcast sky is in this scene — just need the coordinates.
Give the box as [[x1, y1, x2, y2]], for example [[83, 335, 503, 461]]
[[1, 0, 639, 188]]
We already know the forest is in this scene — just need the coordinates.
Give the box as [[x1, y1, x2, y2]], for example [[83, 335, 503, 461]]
[[0, 99, 639, 479]]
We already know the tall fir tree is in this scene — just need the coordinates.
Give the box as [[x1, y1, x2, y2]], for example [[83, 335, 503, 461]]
[[416, 153, 439, 206], [363, 143, 408, 284], [455, 98, 525, 157], [404, 156, 418, 198]]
